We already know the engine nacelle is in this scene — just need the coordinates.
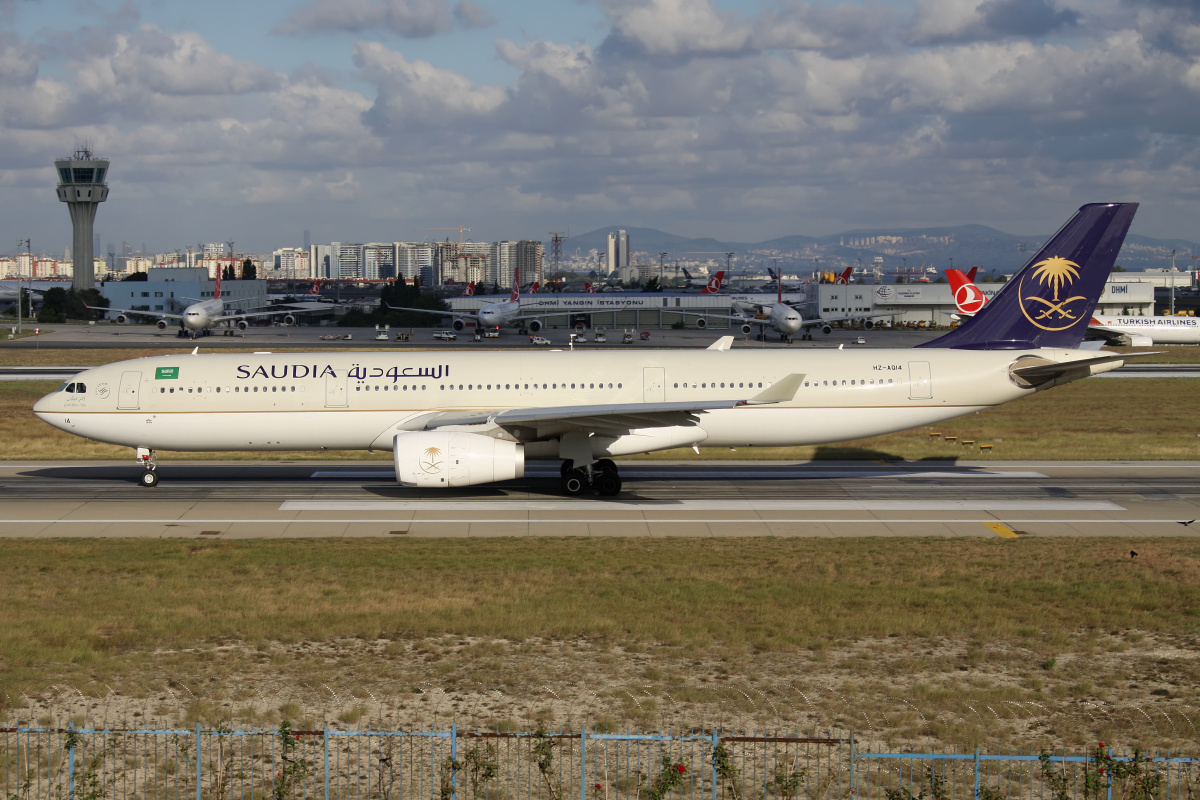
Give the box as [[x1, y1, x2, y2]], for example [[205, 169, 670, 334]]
[[236, 319, 249, 331], [863, 319, 875, 329], [740, 323, 752, 335], [452, 318, 467, 332], [156, 319, 168, 331], [393, 432, 524, 488], [696, 317, 708, 329], [527, 319, 543, 333], [821, 324, 832, 335], [282, 314, 296, 327], [114, 314, 128, 325]]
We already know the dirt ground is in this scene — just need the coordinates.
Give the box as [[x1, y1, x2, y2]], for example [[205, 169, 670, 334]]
[[5, 633, 1197, 753]]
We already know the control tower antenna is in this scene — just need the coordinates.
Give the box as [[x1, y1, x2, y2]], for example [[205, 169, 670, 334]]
[[55, 145, 110, 292], [550, 231, 568, 282]]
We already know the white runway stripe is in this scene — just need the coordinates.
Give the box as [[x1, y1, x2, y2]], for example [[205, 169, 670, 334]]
[[280, 499, 1122, 512]]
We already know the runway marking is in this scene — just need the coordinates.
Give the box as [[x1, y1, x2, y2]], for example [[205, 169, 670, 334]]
[[308, 469, 1051, 480], [0, 518, 1181, 525], [280, 500, 1122, 512], [982, 522, 1022, 538]]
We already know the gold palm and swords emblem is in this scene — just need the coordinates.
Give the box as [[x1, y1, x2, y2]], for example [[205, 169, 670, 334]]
[[1020, 256, 1087, 331]]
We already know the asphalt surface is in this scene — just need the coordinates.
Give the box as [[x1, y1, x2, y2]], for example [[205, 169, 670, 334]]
[[3, 460, 1198, 538]]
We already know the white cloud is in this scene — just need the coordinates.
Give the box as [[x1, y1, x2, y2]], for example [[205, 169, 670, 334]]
[[276, 0, 490, 37]]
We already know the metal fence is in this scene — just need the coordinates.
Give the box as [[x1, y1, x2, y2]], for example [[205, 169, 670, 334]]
[[1, 726, 1195, 800]]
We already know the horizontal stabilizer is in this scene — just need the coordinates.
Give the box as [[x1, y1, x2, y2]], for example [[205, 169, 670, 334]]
[[707, 336, 735, 351]]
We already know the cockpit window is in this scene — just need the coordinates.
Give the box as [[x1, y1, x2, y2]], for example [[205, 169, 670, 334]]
[[61, 382, 74, 392], [61, 383, 86, 394], [75, 383, 86, 393]]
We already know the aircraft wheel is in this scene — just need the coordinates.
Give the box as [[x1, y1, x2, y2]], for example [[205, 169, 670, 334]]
[[560, 459, 574, 477], [560, 469, 587, 496], [139, 469, 159, 488], [596, 472, 621, 496]]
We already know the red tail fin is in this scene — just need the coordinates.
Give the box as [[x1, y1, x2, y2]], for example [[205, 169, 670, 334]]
[[966, 267, 979, 282], [510, 269, 520, 302], [946, 269, 986, 315], [834, 267, 853, 284], [585, 282, 595, 293], [529, 281, 540, 294], [700, 271, 725, 295], [462, 281, 475, 297], [215, 265, 222, 299]]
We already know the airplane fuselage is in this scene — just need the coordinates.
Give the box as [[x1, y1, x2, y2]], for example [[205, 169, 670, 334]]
[[1090, 315, 1200, 345], [33, 347, 1108, 458]]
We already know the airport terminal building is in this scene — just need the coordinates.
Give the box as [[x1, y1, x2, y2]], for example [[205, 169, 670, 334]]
[[446, 280, 1153, 330]]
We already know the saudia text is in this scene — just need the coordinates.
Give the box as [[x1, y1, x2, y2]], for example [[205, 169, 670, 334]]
[[236, 364, 450, 381]]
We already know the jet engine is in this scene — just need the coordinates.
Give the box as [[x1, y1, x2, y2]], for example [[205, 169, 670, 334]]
[[236, 319, 249, 331], [114, 314, 128, 324], [821, 324, 832, 335], [696, 318, 708, 329], [452, 318, 467, 332], [393, 431, 524, 488], [740, 323, 752, 335], [282, 314, 296, 327], [863, 319, 876, 329], [527, 319, 543, 333], [156, 319, 169, 331]]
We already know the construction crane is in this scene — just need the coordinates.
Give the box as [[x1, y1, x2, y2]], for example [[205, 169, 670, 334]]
[[419, 226, 473, 246]]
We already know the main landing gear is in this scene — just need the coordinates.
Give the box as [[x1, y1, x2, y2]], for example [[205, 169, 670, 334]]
[[136, 447, 159, 487], [560, 458, 622, 497]]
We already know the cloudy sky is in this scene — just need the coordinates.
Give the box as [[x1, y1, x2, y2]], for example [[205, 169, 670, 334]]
[[3, 0, 1198, 256]]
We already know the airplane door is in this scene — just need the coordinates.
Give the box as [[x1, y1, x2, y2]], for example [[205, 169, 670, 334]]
[[325, 375, 348, 407], [117, 371, 142, 409], [643, 367, 665, 402], [907, 361, 932, 400], [448, 434, 469, 485]]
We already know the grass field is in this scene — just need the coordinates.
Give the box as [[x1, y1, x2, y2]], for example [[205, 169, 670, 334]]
[[2, 538, 1198, 750]]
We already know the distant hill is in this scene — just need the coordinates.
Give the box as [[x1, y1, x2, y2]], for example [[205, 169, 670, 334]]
[[559, 224, 1197, 274]]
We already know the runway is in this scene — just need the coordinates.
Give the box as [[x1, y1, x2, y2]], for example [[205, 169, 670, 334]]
[[3, 460, 1198, 538]]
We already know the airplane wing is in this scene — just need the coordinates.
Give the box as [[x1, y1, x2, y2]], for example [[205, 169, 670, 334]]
[[86, 304, 185, 322], [800, 311, 893, 328], [398, 375, 806, 434], [382, 304, 474, 320]]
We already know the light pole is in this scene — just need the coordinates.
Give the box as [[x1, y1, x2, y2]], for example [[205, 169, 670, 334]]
[[658, 252, 667, 286], [16, 238, 30, 334], [1170, 249, 1177, 316]]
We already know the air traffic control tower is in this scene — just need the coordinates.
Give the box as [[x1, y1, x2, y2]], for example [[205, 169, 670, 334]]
[[55, 147, 109, 291]]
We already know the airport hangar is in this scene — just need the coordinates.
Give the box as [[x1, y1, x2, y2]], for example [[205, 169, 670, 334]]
[[445, 281, 1154, 329]]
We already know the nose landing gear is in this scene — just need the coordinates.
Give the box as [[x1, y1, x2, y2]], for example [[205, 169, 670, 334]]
[[136, 447, 159, 487]]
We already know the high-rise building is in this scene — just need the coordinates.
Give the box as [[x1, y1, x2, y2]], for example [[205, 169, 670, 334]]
[[606, 230, 629, 279], [515, 240, 544, 286], [395, 243, 435, 283], [55, 147, 109, 291], [333, 242, 363, 279], [363, 243, 396, 280]]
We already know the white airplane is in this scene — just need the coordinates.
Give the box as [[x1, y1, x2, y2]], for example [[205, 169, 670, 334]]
[[94, 273, 326, 338], [389, 269, 633, 334], [686, 270, 889, 342], [1087, 313, 1200, 346], [35, 203, 1140, 496]]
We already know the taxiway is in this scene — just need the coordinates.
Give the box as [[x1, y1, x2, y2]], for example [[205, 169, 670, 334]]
[[2, 460, 1197, 538]]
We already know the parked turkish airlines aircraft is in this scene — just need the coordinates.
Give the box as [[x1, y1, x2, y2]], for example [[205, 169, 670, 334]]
[[1087, 313, 1200, 345], [461, 282, 475, 297], [834, 267, 854, 284], [947, 268, 988, 316], [684, 271, 888, 342], [95, 273, 327, 338], [37, 204, 1139, 495], [388, 270, 625, 334]]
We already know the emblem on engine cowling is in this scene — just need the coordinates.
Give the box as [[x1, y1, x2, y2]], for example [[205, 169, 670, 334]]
[[419, 446, 443, 474], [1020, 256, 1086, 331]]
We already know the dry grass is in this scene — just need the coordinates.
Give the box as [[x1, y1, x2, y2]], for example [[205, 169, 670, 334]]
[[2, 538, 1199, 750]]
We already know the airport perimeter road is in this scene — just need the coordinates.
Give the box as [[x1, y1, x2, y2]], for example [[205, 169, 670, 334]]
[[2, 460, 1199, 538]]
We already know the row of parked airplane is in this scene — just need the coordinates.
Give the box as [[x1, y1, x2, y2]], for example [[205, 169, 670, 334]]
[[946, 267, 1199, 345], [36, 203, 1143, 495]]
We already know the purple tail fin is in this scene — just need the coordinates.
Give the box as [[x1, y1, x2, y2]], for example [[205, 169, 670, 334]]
[[920, 203, 1137, 350]]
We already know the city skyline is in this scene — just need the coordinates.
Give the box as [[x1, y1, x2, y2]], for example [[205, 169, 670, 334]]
[[1, 0, 1198, 255]]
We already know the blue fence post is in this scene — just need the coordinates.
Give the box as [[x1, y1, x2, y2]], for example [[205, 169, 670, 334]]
[[849, 732, 856, 800], [711, 730, 719, 800], [580, 727, 588, 800], [974, 749, 980, 800], [451, 723, 458, 800], [195, 723, 202, 800], [66, 723, 75, 800], [1106, 748, 1113, 800], [324, 725, 330, 800]]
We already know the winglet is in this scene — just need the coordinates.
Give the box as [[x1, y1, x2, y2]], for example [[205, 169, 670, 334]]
[[706, 336, 735, 351], [741, 373, 805, 405], [191, 346, 199, 356]]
